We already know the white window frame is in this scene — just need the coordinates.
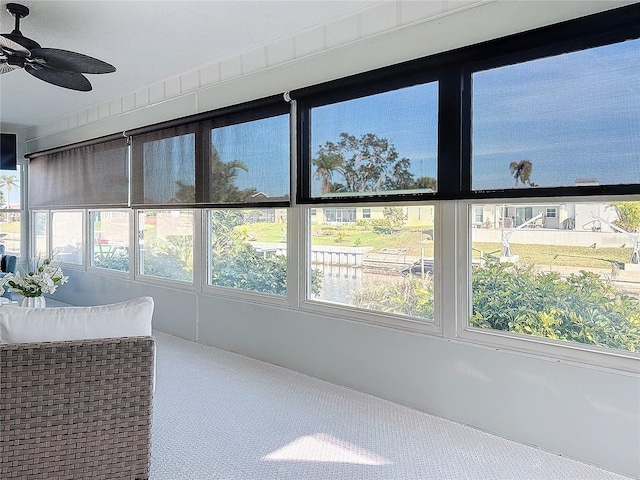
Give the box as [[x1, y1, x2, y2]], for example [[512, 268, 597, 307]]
[[299, 202, 443, 336], [30, 210, 49, 260], [456, 197, 639, 373], [201, 207, 292, 307], [50, 209, 85, 268], [87, 209, 131, 278], [134, 208, 199, 289]]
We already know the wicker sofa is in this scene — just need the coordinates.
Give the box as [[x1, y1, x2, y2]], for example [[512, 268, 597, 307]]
[[0, 298, 154, 480]]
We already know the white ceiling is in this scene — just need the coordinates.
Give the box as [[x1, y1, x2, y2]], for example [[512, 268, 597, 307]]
[[0, 0, 379, 130]]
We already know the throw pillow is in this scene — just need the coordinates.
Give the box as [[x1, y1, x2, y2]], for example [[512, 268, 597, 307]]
[[0, 296, 154, 344]]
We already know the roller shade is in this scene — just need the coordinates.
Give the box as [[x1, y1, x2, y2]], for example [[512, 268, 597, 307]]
[[29, 138, 128, 209]]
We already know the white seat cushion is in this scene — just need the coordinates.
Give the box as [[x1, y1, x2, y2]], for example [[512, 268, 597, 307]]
[[0, 296, 154, 344]]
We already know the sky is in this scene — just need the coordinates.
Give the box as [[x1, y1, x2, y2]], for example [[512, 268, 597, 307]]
[[213, 115, 290, 198], [471, 38, 640, 190]]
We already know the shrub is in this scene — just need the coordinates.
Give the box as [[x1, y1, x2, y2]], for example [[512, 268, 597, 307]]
[[93, 249, 129, 272], [352, 275, 434, 319], [471, 260, 640, 351], [211, 245, 322, 296], [350, 259, 640, 351]]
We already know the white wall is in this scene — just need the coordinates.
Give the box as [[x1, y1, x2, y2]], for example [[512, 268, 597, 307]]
[[24, 1, 640, 477]]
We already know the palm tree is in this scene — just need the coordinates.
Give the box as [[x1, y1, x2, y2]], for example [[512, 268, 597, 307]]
[[209, 147, 251, 202], [0, 175, 18, 208], [509, 160, 535, 188], [312, 152, 343, 194]]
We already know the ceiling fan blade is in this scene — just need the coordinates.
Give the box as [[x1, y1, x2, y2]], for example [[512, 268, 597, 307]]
[[25, 64, 92, 91], [30, 48, 116, 74], [0, 60, 20, 74], [0, 33, 30, 55]]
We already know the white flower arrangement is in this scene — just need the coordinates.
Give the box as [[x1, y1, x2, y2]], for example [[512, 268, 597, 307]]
[[0, 257, 68, 297]]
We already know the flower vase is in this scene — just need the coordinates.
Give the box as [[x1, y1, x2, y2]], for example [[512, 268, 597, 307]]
[[21, 296, 46, 308]]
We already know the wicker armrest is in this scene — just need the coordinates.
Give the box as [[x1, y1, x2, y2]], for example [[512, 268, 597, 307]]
[[1, 336, 154, 480]]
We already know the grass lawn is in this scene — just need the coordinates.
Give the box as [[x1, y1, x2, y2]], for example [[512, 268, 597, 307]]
[[472, 242, 633, 269], [0, 221, 20, 234], [245, 222, 634, 269]]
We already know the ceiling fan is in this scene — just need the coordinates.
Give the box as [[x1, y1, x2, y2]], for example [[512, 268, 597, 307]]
[[0, 2, 115, 91]]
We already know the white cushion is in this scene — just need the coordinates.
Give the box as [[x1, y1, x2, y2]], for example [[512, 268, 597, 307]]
[[0, 296, 154, 344]]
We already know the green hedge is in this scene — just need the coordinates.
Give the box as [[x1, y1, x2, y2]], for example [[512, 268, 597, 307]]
[[351, 260, 640, 352]]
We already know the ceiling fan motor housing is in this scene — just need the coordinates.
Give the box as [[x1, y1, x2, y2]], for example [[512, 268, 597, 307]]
[[1, 2, 116, 91]]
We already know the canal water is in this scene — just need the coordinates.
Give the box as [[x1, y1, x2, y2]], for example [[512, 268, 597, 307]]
[[314, 264, 407, 305]]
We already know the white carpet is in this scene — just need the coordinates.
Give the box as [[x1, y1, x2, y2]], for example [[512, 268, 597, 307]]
[[150, 332, 630, 480]]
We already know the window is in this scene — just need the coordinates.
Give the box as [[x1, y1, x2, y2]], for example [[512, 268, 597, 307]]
[[208, 208, 287, 296], [323, 208, 356, 224], [129, 102, 290, 208], [0, 167, 21, 256], [91, 211, 130, 272], [29, 139, 128, 208], [471, 38, 640, 192], [470, 201, 640, 352], [138, 210, 193, 282], [32, 211, 47, 258], [133, 127, 196, 204], [474, 206, 484, 225], [51, 211, 83, 265], [207, 114, 289, 204], [307, 82, 439, 200], [309, 204, 436, 322], [21, 6, 637, 369]]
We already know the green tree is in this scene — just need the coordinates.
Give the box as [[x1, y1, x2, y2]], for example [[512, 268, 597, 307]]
[[313, 132, 414, 193], [210, 211, 322, 296], [371, 207, 406, 234], [210, 210, 247, 257], [209, 146, 257, 202], [174, 180, 195, 203], [313, 152, 344, 194], [414, 176, 437, 191], [609, 201, 640, 233], [509, 159, 537, 188], [0, 174, 17, 208]]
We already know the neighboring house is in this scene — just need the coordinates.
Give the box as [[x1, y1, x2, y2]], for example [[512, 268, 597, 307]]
[[472, 202, 620, 232], [310, 205, 435, 226], [310, 203, 619, 232]]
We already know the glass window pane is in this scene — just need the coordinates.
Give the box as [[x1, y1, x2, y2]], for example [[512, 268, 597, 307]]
[[33, 211, 47, 258], [138, 210, 193, 282], [52, 211, 83, 265], [472, 39, 640, 190], [470, 200, 640, 352], [208, 208, 287, 296], [91, 211, 130, 272], [0, 170, 20, 209], [309, 204, 436, 321], [0, 211, 20, 256], [310, 83, 439, 198], [208, 115, 289, 204]]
